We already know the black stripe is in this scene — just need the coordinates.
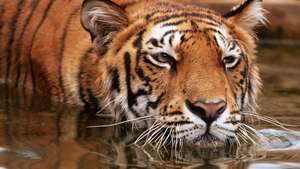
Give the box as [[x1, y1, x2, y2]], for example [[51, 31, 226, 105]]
[[14, 63, 21, 88], [235, 78, 244, 92], [59, 7, 80, 102], [124, 52, 140, 117], [28, 0, 55, 92], [145, 9, 175, 20], [162, 19, 188, 27], [162, 18, 219, 28], [169, 34, 174, 47], [239, 79, 245, 85], [180, 34, 186, 42], [87, 88, 100, 111], [190, 20, 198, 31], [143, 57, 165, 69], [146, 92, 164, 112], [232, 82, 240, 92], [134, 30, 151, 83], [153, 12, 221, 25], [240, 57, 249, 110], [229, 42, 237, 51], [124, 52, 137, 101], [213, 36, 220, 48], [78, 48, 97, 110], [110, 67, 120, 92], [15, 0, 40, 89], [5, 0, 25, 83], [59, 7, 80, 67], [203, 27, 224, 36], [146, 38, 162, 48], [161, 30, 177, 41], [124, 52, 150, 117], [161, 111, 183, 116], [178, 29, 203, 34]]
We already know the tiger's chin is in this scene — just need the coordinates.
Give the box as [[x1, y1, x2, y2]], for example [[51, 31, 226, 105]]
[[192, 134, 225, 147], [172, 130, 233, 147]]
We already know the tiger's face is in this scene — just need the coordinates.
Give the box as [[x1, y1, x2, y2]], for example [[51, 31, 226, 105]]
[[81, 0, 265, 144]]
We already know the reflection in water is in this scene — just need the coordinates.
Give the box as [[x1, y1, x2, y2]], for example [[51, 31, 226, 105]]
[[260, 129, 300, 150], [0, 45, 300, 169], [248, 163, 300, 169], [0, 86, 256, 169]]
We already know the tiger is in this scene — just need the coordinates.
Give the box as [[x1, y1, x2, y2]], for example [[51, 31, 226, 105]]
[[0, 0, 266, 146]]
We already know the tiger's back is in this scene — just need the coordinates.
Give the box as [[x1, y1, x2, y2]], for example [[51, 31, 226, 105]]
[[0, 0, 91, 103]]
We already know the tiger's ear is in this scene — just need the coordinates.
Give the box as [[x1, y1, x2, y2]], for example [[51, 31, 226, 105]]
[[81, 0, 128, 54], [223, 0, 266, 34]]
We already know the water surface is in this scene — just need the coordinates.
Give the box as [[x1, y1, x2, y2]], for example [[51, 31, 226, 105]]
[[0, 44, 299, 169]]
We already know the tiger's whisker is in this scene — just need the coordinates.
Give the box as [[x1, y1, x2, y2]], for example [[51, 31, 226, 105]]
[[162, 127, 172, 147], [134, 121, 161, 144], [145, 125, 164, 145], [233, 134, 241, 147], [236, 133, 248, 144], [96, 99, 115, 115], [87, 115, 156, 128], [239, 127, 256, 145], [241, 123, 269, 143], [155, 127, 168, 152], [174, 124, 179, 157], [144, 124, 165, 146], [241, 112, 300, 128], [240, 127, 259, 142]]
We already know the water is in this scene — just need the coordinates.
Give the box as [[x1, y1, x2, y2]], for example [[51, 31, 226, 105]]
[[0, 44, 299, 169]]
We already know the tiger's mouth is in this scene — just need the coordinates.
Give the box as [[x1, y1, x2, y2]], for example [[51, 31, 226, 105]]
[[133, 116, 240, 147], [168, 123, 238, 145], [144, 101, 241, 145]]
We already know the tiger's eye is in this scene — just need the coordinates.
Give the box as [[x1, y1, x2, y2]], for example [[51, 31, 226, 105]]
[[223, 55, 236, 65], [152, 52, 176, 64], [223, 55, 240, 69], [154, 53, 172, 63]]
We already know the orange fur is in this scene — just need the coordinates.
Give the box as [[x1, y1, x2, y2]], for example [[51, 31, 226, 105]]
[[0, 0, 265, 144]]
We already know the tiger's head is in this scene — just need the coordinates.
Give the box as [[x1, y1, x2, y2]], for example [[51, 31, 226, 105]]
[[80, 0, 266, 145]]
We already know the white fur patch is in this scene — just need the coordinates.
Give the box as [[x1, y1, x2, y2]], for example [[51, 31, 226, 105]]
[[145, 24, 183, 60], [210, 107, 239, 140], [132, 96, 148, 115], [228, 0, 267, 32], [241, 0, 267, 28], [214, 28, 229, 50], [88, 6, 126, 30]]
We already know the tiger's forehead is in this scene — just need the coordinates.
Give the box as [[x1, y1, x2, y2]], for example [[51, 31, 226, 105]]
[[142, 16, 232, 56], [126, 1, 237, 52]]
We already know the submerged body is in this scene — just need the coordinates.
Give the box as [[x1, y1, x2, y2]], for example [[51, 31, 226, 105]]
[[0, 0, 266, 145]]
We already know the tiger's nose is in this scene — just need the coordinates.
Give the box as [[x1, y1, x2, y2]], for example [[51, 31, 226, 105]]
[[185, 99, 226, 126]]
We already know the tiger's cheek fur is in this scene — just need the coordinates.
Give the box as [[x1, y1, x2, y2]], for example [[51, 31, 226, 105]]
[[102, 43, 167, 121]]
